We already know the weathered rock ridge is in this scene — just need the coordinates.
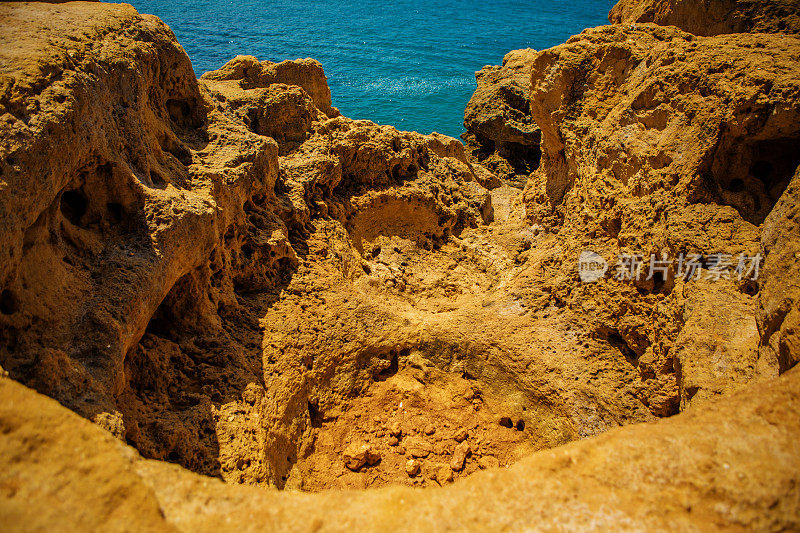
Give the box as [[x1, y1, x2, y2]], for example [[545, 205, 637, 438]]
[[0, 1, 503, 489], [610, 0, 800, 36], [1, 0, 800, 531], [3, 366, 799, 531], [462, 48, 540, 187]]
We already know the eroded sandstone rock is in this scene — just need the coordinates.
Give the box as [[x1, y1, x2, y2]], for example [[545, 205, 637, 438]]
[[527, 24, 800, 222], [463, 48, 540, 187], [521, 23, 800, 416], [0, 0, 517, 492], [2, 363, 799, 531], [672, 280, 762, 409], [1, 0, 800, 529], [759, 166, 800, 373], [201, 55, 338, 117], [610, 0, 800, 36]]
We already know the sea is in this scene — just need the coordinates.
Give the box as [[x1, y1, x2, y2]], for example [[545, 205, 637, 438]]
[[129, 0, 615, 138]]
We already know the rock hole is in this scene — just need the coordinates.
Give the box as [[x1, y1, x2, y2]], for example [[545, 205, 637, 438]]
[[149, 170, 167, 188], [727, 178, 745, 193], [308, 401, 322, 428], [106, 202, 123, 223], [684, 385, 700, 403], [167, 451, 180, 462], [750, 160, 773, 183], [651, 270, 666, 293], [499, 417, 513, 428], [166, 143, 192, 166], [224, 226, 236, 244], [515, 419, 525, 431], [607, 332, 638, 364], [604, 216, 622, 238], [498, 140, 541, 175], [742, 280, 759, 296], [713, 137, 800, 223], [0, 289, 19, 315], [246, 109, 261, 136], [60, 189, 88, 225], [167, 98, 194, 127], [376, 351, 399, 381]]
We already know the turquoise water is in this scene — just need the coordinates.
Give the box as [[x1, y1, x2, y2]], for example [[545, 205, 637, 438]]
[[129, 0, 615, 137]]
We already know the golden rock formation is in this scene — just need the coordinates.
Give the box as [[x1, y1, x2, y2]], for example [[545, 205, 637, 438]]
[[1, 0, 799, 530], [610, 0, 800, 35]]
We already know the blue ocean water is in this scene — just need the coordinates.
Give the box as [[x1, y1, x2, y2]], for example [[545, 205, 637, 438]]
[[129, 0, 615, 137]]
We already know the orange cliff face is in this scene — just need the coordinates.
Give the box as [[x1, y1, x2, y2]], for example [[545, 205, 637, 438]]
[[1, 1, 800, 531], [609, 0, 800, 36], [462, 48, 541, 188]]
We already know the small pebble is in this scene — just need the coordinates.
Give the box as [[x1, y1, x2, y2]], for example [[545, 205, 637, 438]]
[[343, 443, 381, 471], [437, 465, 453, 485], [450, 441, 471, 472], [405, 459, 421, 477], [478, 455, 500, 470]]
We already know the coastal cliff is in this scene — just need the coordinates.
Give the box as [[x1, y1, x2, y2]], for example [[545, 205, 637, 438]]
[[1, 0, 799, 530], [610, 0, 800, 35]]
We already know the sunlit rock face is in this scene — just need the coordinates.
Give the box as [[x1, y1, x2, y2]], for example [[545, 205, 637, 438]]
[[1, 1, 800, 531], [610, 0, 800, 36]]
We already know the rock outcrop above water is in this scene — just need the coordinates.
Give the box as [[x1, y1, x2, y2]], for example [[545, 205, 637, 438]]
[[2, 0, 800, 530], [462, 49, 540, 187], [519, 21, 800, 414], [526, 24, 800, 224], [0, 0, 495, 487], [200, 54, 338, 118], [609, 0, 800, 35]]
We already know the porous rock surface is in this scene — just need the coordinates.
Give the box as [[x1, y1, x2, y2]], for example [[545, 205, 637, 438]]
[[2, 362, 799, 531], [1, 1, 800, 531], [462, 48, 540, 187], [523, 22, 800, 412], [609, 0, 800, 36]]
